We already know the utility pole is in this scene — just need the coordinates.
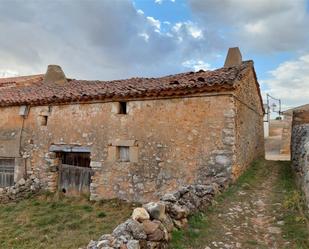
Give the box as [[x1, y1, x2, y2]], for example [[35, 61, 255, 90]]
[[265, 93, 282, 122]]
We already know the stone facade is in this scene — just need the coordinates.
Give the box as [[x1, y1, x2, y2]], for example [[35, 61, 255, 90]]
[[0, 58, 264, 203], [291, 108, 309, 206], [232, 65, 264, 178]]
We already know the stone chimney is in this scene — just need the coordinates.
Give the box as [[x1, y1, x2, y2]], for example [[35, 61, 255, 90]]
[[43, 65, 67, 85], [224, 47, 242, 68]]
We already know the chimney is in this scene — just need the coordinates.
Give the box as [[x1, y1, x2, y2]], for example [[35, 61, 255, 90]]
[[224, 47, 242, 68], [43, 65, 67, 85]]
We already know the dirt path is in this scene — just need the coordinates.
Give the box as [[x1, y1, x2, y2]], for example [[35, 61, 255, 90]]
[[170, 160, 309, 249]]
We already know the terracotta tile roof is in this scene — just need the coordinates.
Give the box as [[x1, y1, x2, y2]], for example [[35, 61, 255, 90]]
[[0, 74, 44, 89], [0, 61, 253, 107]]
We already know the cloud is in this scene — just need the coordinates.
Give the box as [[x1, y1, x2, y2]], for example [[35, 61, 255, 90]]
[[154, 0, 175, 4], [262, 53, 309, 109], [182, 60, 212, 71], [189, 0, 309, 53], [146, 16, 161, 32], [0, 0, 216, 80]]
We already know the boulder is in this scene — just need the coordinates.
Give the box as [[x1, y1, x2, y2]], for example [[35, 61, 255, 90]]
[[132, 208, 150, 222], [126, 219, 147, 240], [160, 193, 177, 203], [97, 240, 111, 248], [17, 178, 26, 186], [161, 214, 174, 232], [112, 221, 133, 240], [168, 204, 189, 220], [143, 202, 166, 221], [127, 240, 140, 249], [142, 220, 160, 235]]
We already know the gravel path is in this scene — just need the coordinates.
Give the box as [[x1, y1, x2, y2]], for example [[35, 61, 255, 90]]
[[203, 163, 289, 249]]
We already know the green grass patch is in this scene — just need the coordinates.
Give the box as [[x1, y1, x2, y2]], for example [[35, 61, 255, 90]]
[[0, 192, 133, 249], [275, 161, 309, 248]]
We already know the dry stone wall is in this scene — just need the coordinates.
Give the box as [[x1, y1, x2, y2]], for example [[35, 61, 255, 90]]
[[291, 109, 309, 206], [0, 175, 41, 203], [85, 181, 224, 249]]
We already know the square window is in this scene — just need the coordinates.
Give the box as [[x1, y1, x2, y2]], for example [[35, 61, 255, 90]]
[[119, 102, 127, 114], [118, 146, 130, 162], [39, 115, 48, 126]]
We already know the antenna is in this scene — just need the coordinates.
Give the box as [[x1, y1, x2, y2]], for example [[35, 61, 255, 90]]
[[265, 93, 282, 123]]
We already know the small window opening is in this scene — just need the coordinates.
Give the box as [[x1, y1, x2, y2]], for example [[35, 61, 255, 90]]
[[119, 102, 127, 114], [40, 115, 48, 126], [117, 146, 130, 162], [57, 152, 91, 167]]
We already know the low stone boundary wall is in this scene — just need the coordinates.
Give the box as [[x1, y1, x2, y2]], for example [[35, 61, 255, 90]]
[[291, 108, 309, 207], [0, 176, 41, 204], [86, 182, 223, 249]]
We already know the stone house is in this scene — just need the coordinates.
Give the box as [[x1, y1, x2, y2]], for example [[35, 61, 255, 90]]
[[0, 48, 264, 202]]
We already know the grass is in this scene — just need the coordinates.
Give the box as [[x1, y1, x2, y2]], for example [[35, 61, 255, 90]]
[[275, 161, 309, 249], [169, 159, 309, 249], [0, 192, 134, 249]]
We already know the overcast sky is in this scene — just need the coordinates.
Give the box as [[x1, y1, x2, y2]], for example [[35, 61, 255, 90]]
[[0, 0, 308, 110]]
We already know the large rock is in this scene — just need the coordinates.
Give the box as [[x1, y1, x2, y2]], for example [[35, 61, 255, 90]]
[[126, 219, 147, 240], [160, 193, 177, 203], [142, 220, 165, 242], [112, 221, 132, 240], [132, 208, 150, 222], [142, 220, 160, 234], [160, 214, 174, 232], [127, 240, 140, 249], [168, 204, 190, 220], [143, 202, 166, 221]]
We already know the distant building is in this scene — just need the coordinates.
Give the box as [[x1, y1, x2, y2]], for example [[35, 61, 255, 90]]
[[0, 48, 264, 202]]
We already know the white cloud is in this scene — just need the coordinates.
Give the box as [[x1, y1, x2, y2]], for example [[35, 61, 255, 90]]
[[0, 69, 19, 77], [172, 21, 204, 40], [138, 32, 150, 42], [0, 0, 219, 80], [182, 60, 212, 71], [154, 0, 175, 4], [189, 0, 309, 52], [137, 9, 144, 15], [146, 16, 161, 32], [263, 54, 309, 109]]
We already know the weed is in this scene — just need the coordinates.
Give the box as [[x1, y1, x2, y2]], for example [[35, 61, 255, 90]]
[[97, 211, 107, 218]]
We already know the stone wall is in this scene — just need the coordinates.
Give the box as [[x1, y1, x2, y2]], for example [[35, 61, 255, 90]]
[[0, 176, 41, 204], [0, 95, 235, 203], [86, 181, 223, 249], [291, 109, 309, 206], [232, 65, 265, 179], [280, 116, 292, 155]]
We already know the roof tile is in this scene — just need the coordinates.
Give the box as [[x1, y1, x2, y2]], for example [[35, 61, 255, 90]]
[[0, 62, 252, 107]]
